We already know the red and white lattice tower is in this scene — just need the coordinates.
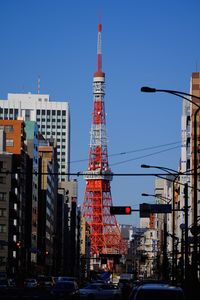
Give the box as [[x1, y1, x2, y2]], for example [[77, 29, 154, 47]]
[[82, 23, 127, 256]]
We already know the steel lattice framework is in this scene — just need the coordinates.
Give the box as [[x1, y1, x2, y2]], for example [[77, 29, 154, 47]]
[[82, 23, 127, 256]]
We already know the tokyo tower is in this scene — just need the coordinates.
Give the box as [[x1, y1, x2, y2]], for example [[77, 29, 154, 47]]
[[82, 23, 127, 256]]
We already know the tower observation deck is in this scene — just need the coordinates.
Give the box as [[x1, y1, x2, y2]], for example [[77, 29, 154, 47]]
[[82, 23, 127, 257]]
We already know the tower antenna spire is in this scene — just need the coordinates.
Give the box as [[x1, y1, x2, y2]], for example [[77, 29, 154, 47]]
[[97, 23, 102, 71], [37, 75, 41, 94]]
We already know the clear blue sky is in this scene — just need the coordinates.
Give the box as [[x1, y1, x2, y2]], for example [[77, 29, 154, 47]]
[[1, 0, 200, 226]]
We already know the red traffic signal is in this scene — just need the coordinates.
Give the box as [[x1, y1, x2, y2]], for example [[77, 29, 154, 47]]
[[110, 206, 132, 215], [16, 241, 21, 248]]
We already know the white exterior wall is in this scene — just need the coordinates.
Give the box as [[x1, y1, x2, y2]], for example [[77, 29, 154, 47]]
[[0, 93, 70, 181]]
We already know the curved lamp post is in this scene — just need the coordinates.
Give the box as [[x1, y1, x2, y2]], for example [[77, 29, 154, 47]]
[[141, 86, 200, 280], [141, 164, 187, 282], [141, 193, 171, 204], [141, 192, 172, 280]]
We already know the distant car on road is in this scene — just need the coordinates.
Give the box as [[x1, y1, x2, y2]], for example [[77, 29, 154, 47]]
[[80, 282, 121, 300], [50, 280, 80, 299], [58, 276, 78, 282], [0, 278, 8, 289], [37, 275, 54, 289], [129, 283, 185, 300], [24, 278, 38, 289]]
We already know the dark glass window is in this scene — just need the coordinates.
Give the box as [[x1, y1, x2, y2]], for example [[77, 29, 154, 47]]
[[42, 110, 45, 115], [62, 111, 66, 116], [36, 110, 40, 115], [52, 110, 56, 115], [47, 110, 50, 115], [57, 110, 61, 116], [14, 109, 18, 118]]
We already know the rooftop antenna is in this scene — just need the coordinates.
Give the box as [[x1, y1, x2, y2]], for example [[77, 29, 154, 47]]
[[37, 75, 41, 94]]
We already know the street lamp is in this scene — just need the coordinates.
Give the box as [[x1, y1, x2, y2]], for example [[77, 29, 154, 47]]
[[141, 86, 200, 279], [141, 164, 186, 283], [141, 193, 171, 204], [141, 192, 171, 281]]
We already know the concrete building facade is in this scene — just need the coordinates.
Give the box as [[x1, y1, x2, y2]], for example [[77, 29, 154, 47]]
[[0, 93, 70, 181]]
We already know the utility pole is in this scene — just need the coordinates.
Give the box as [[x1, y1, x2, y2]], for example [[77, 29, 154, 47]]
[[184, 183, 189, 281]]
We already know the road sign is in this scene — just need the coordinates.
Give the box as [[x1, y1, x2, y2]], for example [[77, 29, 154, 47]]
[[140, 203, 172, 218]]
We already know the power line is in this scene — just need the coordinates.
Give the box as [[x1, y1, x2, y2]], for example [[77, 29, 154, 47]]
[[110, 145, 180, 167], [70, 140, 182, 164]]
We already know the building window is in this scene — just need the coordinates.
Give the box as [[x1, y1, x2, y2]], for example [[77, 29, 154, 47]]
[[52, 110, 56, 115], [14, 109, 18, 118], [42, 110, 45, 115], [57, 110, 61, 116], [62, 111, 66, 116], [47, 110, 50, 115], [0, 192, 6, 201], [0, 177, 6, 184], [4, 125, 13, 133], [25, 109, 30, 121], [6, 139, 14, 147], [0, 224, 6, 233], [0, 208, 6, 217], [36, 110, 40, 115]]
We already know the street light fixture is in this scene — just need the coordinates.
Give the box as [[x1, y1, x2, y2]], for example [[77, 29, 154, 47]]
[[141, 192, 172, 281], [141, 164, 186, 282], [141, 86, 200, 279], [141, 193, 171, 204]]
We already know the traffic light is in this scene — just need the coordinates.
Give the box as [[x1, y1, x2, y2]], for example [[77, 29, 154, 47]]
[[16, 241, 21, 248], [45, 250, 49, 256], [110, 206, 132, 215]]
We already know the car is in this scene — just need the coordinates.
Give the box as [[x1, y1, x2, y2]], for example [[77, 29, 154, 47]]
[[0, 278, 8, 289], [80, 282, 121, 300], [37, 275, 54, 289], [129, 283, 185, 300], [50, 280, 80, 299], [24, 278, 38, 289], [58, 276, 78, 282]]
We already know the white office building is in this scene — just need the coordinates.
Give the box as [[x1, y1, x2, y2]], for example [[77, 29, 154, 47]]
[[0, 93, 70, 181]]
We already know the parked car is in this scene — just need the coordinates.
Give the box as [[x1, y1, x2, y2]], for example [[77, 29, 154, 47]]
[[37, 275, 54, 289], [129, 283, 185, 300], [50, 280, 80, 299], [80, 282, 121, 300], [58, 276, 78, 282], [24, 278, 38, 289], [0, 278, 8, 289]]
